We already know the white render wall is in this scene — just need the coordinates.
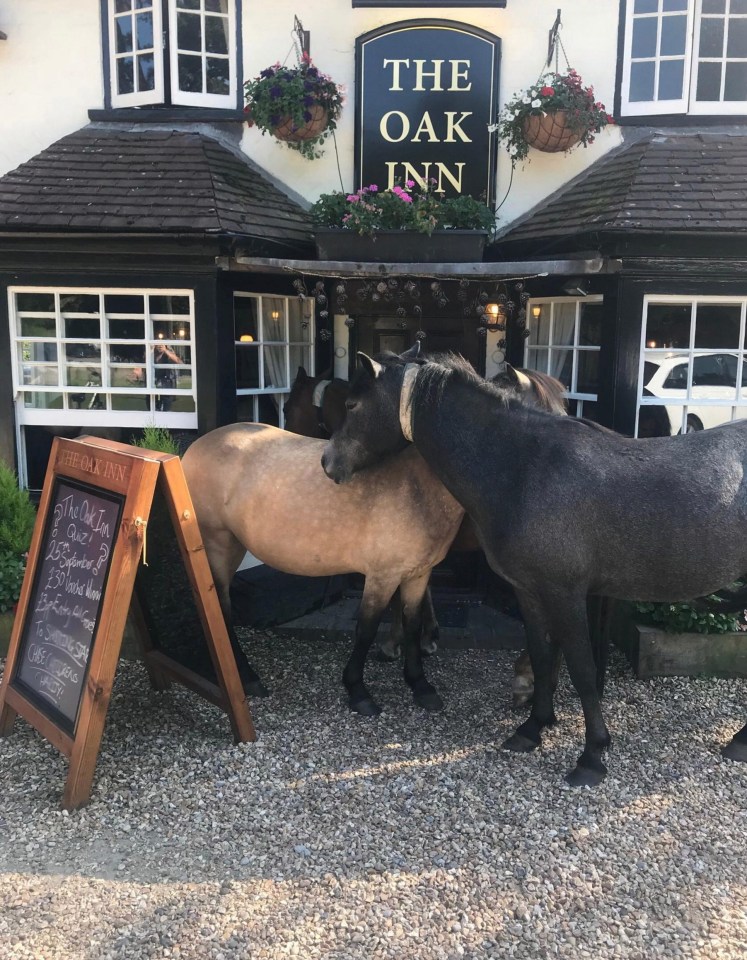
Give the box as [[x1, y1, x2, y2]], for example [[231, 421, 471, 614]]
[[0, 0, 623, 229]]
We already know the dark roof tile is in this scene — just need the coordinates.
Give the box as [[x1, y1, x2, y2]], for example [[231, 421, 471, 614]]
[[0, 126, 313, 246]]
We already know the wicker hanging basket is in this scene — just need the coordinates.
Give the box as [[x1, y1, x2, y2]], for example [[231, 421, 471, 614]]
[[272, 103, 329, 143], [522, 110, 582, 153]]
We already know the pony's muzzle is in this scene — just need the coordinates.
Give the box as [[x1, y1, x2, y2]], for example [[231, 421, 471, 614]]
[[321, 447, 345, 484]]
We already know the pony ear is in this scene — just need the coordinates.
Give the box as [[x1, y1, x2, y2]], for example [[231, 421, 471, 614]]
[[357, 352, 385, 379], [296, 366, 308, 381], [505, 364, 533, 392], [401, 341, 421, 362]]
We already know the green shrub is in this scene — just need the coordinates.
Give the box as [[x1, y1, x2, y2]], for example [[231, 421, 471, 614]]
[[131, 425, 181, 456], [0, 550, 26, 613], [0, 461, 36, 613], [634, 600, 742, 635], [0, 461, 36, 555]]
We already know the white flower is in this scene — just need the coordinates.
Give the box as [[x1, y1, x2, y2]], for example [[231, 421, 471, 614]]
[[514, 109, 521, 117], [487, 122, 499, 133], [531, 99, 542, 108], [522, 96, 531, 104], [509, 144, 518, 155]]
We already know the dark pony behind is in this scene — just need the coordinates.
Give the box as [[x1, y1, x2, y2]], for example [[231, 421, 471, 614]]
[[322, 345, 747, 786]]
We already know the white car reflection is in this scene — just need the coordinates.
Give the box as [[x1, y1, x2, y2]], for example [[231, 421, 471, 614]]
[[642, 353, 747, 434]]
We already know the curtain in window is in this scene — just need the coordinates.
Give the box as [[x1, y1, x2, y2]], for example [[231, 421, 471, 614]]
[[550, 302, 577, 381]]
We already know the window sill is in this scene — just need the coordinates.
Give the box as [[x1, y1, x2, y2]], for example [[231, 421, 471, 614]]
[[617, 113, 747, 127], [88, 107, 246, 124]]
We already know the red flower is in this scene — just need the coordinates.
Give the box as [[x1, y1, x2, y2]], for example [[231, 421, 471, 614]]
[[540, 85, 555, 97]]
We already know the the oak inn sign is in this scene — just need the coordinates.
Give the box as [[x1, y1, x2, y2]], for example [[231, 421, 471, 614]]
[[355, 20, 500, 203]]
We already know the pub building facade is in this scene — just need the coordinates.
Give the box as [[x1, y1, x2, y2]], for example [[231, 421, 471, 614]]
[[2, 0, 747, 496]]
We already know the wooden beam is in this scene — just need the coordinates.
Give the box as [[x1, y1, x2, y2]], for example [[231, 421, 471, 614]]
[[224, 255, 622, 279]]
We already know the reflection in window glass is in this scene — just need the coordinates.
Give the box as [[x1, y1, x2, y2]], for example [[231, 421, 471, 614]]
[[524, 298, 602, 418], [638, 297, 747, 437], [234, 292, 315, 428]]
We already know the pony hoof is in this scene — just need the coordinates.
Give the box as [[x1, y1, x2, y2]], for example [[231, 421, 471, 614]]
[[420, 638, 438, 657], [414, 689, 444, 712], [721, 738, 747, 762], [565, 765, 607, 788], [244, 679, 270, 698], [502, 732, 540, 753], [349, 696, 382, 717], [511, 693, 533, 711], [376, 645, 400, 663]]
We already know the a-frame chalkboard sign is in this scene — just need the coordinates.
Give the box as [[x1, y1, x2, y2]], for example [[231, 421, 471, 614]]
[[0, 435, 255, 810]]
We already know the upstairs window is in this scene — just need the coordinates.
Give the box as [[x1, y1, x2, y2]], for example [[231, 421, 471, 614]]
[[622, 0, 747, 116], [108, 0, 237, 109]]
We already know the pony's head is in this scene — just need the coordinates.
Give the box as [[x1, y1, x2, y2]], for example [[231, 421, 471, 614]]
[[321, 343, 422, 484]]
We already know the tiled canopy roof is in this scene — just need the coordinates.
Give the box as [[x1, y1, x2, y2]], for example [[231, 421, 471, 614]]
[[495, 132, 747, 250], [0, 126, 314, 247]]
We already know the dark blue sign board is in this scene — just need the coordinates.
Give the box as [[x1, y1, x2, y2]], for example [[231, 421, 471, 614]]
[[355, 20, 500, 204]]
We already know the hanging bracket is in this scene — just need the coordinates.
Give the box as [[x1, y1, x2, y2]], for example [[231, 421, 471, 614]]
[[546, 9, 561, 68], [293, 15, 310, 58]]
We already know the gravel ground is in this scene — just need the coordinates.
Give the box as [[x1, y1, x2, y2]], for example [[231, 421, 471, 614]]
[[1, 630, 747, 960]]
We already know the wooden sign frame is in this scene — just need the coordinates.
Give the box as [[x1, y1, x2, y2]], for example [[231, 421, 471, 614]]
[[0, 435, 255, 810]]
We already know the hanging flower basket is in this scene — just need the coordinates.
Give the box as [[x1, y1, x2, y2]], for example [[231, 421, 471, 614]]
[[272, 103, 329, 143], [244, 54, 343, 160], [522, 109, 582, 153], [493, 70, 613, 163]]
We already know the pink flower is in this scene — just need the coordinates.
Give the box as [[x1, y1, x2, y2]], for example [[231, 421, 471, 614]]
[[346, 194, 360, 202], [405, 179, 415, 188], [368, 184, 379, 192], [540, 86, 555, 97]]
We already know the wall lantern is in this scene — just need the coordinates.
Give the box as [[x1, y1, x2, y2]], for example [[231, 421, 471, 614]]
[[531, 304, 542, 319], [270, 309, 281, 322], [239, 334, 254, 342]]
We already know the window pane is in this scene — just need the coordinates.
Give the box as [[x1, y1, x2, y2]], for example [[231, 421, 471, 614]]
[[115, 15, 134, 54], [289, 345, 312, 374], [732, 0, 747, 12], [663, 0, 688, 9], [153, 320, 190, 340], [702, 0, 726, 11], [658, 58, 685, 98], [17, 293, 54, 312], [25, 393, 63, 410], [19, 316, 55, 337], [579, 303, 603, 345], [694, 304, 741, 348], [525, 348, 544, 372], [177, 12, 202, 51], [699, 16, 725, 57], [205, 15, 228, 54], [60, 293, 98, 313], [691, 354, 736, 389], [577, 351, 599, 395], [117, 57, 135, 94], [235, 298, 258, 341], [177, 0, 200, 9], [64, 317, 100, 339], [528, 307, 550, 345], [65, 342, 101, 362], [105, 293, 144, 314], [206, 58, 230, 95], [661, 14, 687, 55], [634, 0, 658, 12], [263, 347, 287, 388], [236, 346, 259, 388], [116, 0, 132, 12], [178, 54, 203, 92], [646, 304, 692, 349], [696, 60, 723, 99], [630, 60, 656, 100], [135, 11, 153, 49], [150, 295, 190, 314], [206, 0, 228, 11], [20, 343, 57, 364], [288, 299, 313, 341], [137, 54, 155, 91], [108, 318, 145, 340], [727, 18, 747, 57], [632, 17, 658, 58], [725, 61, 747, 100]]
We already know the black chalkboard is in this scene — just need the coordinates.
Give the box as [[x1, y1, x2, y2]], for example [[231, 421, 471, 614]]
[[12, 478, 123, 734]]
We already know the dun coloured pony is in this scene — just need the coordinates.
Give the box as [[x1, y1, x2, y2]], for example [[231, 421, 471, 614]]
[[284, 363, 568, 702], [321, 345, 747, 786]]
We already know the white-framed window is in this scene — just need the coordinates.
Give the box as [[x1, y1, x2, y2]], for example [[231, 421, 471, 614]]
[[622, 0, 747, 117], [109, 0, 236, 109], [523, 297, 603, 418], [234, 293, 314, 427], [9, 287, 197, 428], [637, 294, 747, 436]]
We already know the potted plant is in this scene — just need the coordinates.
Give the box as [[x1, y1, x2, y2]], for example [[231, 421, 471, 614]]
[[0, 461, 36, 654], [310, 181, 496, 262], [243, 53, 344, 160], [494, 69, 614, 162], [593, 596, 747, 680]]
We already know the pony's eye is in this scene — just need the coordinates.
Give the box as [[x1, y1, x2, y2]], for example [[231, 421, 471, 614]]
[[345, 400, 358, 412]]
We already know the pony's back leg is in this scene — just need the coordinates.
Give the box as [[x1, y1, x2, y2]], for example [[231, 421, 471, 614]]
[[504, 588, 560, 750], [343, 576, 399, 715], [723, 722, 747, 762]]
